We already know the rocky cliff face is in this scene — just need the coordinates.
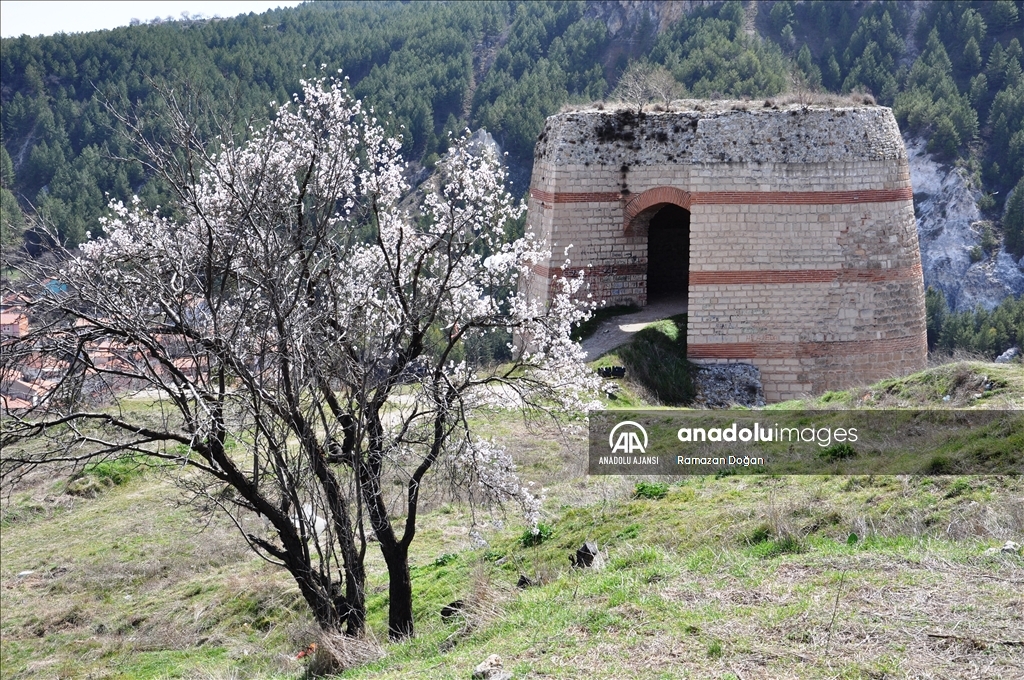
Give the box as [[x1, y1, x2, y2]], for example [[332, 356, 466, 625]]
[[583, 1, 716, 37], [908, 135, 1024, 311]]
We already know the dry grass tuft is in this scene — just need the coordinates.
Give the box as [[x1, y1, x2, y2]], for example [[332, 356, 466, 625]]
[[768, 90, 877, 107], [304, 630, 385, 677], [463, 568, 511, 626], [439, 567, 512, 651], [562, 91, 879, 115], [928, 348, 992, 366]]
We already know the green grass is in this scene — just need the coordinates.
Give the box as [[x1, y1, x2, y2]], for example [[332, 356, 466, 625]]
[[4, 463, 1022, 678], [608, 314, 698, 405], [337, 472, 1022, 678], [0, 466, 303, 679], [107, 647, 230, 679], [63, 455, 152, 497], [747, 533, 805, 559]]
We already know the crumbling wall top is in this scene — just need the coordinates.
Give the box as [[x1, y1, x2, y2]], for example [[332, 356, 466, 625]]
[[534, 103, 906, 167]]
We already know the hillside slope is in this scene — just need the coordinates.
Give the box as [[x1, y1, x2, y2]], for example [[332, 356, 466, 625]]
[[2, 361, 1022, 679]]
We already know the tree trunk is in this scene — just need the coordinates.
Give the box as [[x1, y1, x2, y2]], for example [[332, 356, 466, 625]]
[[343, 556, 366, 636], [379, 540, 414, 640], [273, 516, 364, 635], [291, 566, 353, 633], [362, 427, 414, 639]]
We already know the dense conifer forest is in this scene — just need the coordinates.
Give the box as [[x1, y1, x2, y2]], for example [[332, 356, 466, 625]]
[[1, 1, 1022, 256]]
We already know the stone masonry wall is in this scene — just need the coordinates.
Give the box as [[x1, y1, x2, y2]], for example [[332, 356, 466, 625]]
[[525, 103, 927, 401]]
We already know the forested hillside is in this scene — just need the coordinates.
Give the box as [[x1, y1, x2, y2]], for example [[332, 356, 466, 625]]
[[1, 0, 1023, 258]]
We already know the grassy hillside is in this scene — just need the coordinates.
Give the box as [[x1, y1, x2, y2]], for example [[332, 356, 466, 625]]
[[2, 361, 1022, 679]]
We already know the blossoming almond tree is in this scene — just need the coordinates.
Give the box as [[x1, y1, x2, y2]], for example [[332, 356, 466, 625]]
[[0, 76, 601, 639]]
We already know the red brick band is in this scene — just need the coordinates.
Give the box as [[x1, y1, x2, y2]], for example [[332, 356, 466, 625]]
[[690, 263, 922, 285], [688, 333, 924, 360], [530, 186, 913, 206], [692, 188, 913, 204], [531, 263, 922, 284], [530, 263, 646, 278], [530, 188, 621, 203], [690, 269, 836, 284]]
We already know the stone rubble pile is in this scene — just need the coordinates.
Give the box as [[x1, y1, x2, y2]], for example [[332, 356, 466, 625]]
[[693, 363, 765, 408]]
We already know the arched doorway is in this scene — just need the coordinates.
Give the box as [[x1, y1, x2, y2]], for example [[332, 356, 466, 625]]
[[646, 204, 690, 302]]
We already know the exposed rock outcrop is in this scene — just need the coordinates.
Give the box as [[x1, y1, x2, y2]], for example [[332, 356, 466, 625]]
[[584, 1, 716, 37], [995, 347, 1020, 364], [908, 135, 1024, 311]]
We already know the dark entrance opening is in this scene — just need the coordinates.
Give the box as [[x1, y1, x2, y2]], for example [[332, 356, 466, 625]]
[[646, 204, 690, 302]]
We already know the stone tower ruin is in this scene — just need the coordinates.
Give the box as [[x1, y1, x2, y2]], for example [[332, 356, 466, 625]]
[[524, 103, 928, 401]]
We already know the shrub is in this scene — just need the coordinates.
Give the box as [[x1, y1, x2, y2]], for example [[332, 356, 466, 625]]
[[520, 522, 554, 547], [925, 455, 954, 474], [66, 456, 148, 495], [750, 533, 805, 559], [742, 523, 773, 546], [819, 443, 857, 462], [633, 481, 669, 500], [433, 553, 457, 567]]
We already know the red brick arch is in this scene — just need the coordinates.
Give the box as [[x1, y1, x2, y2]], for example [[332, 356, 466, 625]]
[[623, 186, 692, 234]]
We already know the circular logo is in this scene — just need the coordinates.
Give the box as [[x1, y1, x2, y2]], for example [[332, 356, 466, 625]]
[[608, 420, 648, 453]]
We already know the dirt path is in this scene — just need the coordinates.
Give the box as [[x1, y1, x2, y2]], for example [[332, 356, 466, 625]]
[[581, 296, 688, 359]]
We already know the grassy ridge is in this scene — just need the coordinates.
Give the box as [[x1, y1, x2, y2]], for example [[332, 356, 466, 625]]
[[348, 474, 1023, 679]]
